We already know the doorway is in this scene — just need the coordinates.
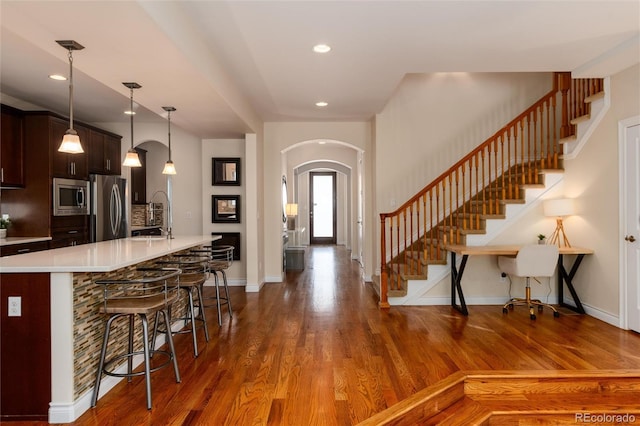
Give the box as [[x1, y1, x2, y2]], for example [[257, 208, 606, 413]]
[[622, 120, 640, 332], [310, 172, 336, 245]]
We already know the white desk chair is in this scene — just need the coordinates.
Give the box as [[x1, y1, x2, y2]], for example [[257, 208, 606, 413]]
[[498, 244, 560, 320]]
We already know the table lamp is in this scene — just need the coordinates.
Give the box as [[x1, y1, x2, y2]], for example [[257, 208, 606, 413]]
[[543, 198, 575, 247], [286, 203, 298, 231]]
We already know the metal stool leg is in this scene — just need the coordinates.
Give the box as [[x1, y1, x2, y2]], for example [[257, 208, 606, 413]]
[[159, 308, 181, 383], [91, 313, 118, 407], [140, 313, 153, 410]]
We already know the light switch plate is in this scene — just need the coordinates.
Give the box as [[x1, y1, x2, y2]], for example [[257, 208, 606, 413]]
[[8, 296, 21, 317]]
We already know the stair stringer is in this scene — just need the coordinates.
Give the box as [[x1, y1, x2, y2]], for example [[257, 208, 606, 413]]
[[388, 172, 564, 306], [561, 78, 610, 160]]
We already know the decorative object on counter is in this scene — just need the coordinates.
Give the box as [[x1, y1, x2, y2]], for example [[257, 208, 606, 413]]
[[122, 82, 142, 167], [212, 158, 240, 185], [1, 214, 10, 238], [544, 198, 575, 247], [286, 203, 298, 231], [162, 106, 177, 175], [56, 40, 85, 154], [537, 234, 546, 244], [212, 195, 240, 223]]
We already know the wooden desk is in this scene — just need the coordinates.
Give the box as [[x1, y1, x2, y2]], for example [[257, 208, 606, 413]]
[[444, 244, 594, 316]]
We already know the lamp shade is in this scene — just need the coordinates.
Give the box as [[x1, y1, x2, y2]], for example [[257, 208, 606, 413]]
[[544, 198, 575, 217], [162, 160, 177, 175], [58, 132, 84, 154], [286, 203, 298, 216], [122, 149, 142, 167]]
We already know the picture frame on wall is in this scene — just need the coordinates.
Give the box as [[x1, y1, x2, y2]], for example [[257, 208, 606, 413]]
[[212, 195, 240, 223], [212, 158, 241, 186]]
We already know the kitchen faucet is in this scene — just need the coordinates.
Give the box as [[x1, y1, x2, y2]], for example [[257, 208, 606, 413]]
[[149, 190, 173, 239]]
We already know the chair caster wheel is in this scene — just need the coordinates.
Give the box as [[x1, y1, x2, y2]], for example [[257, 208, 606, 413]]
[[508, 304, 514, 310], [530, 314, 537, 320], [553, 311, 560, 317], [538, 305, 544, 312], [503, 307, 508, 314]]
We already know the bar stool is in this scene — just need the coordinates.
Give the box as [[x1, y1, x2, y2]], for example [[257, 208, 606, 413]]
[[152, 254, 210, 357], [91, 267, 181, 410], [192, 245, 234, 326]]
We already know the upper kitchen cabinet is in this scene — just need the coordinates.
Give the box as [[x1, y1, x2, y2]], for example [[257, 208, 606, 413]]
[[0, 105, 25, 187], [50, 116, 89, 179], [131, 147, 147, 204], [89, 129, 122, 175]]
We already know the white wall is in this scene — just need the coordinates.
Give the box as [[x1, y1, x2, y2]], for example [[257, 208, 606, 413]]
[[375, 72, 553, 213], [201, 138, 246, 284]]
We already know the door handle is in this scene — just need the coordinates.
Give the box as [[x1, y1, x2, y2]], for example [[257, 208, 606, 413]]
[[625, 235, 636, 242]]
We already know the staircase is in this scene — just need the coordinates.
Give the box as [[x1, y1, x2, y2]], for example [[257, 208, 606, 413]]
[[378, 73, 605, 307]]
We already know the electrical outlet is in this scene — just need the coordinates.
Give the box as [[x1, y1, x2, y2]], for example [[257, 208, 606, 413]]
[[500, 272, 507, 283], [8, 296, 21, 317]]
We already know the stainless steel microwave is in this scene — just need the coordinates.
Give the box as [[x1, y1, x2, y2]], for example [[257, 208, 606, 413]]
[[53, 178, 89, 216]]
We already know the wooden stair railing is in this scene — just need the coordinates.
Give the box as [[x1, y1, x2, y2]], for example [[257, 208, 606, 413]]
[[379, 72, 603, 308]]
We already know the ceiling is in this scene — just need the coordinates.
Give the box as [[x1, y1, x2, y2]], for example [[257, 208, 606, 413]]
[[1, 1, 638, 139]]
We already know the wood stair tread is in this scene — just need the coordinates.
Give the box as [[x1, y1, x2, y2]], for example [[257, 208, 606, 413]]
[[472, 391, 640, 413], [423, 396, 491, 426]]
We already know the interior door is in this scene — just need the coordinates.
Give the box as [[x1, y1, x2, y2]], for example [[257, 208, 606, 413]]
[[625, 123, 640, 332], [310, 172, 336, 245]]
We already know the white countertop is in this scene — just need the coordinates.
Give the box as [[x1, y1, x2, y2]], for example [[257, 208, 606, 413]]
[[0, 236, 52, 246], [0, 235, 218, 273]]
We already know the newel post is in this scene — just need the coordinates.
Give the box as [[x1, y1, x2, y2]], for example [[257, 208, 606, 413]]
[[558, 72, 572, 139], [379, 214, 390, 309]]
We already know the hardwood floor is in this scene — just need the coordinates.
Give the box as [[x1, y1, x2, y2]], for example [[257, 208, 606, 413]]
[[13, 245, 640, 425]]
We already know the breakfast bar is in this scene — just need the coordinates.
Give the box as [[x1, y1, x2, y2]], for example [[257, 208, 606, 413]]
[[0, 235, 217, 423]]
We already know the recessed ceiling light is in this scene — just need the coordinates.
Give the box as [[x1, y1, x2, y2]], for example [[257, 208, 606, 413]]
[[315, 101, 328, 107], [49, 74, 67, 81], [319, 141, 327, 145], [313, 44, 331, 53], [124, 110, 136, 115]]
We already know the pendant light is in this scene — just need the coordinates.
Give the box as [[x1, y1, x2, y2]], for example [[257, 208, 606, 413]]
[[122, 82, 142, 167], [162, 106, 177, 175], [56, 40, 85, 154]]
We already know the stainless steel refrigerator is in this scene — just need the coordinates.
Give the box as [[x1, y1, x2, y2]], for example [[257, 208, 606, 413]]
[[90, 174, 127, 242]]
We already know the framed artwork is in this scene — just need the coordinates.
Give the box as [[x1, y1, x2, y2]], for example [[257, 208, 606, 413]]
[[212, 158, 240, 186], [210, 232, 241, 261], [212, 195, 240, 223]]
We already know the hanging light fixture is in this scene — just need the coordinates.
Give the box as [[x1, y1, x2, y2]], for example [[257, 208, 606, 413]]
[[122, 82, 142, 167], [162, 106, 177, 175], [56, 40, 85, 154]]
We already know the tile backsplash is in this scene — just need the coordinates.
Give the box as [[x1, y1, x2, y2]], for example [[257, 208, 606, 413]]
[[131, 203, 163, 227]]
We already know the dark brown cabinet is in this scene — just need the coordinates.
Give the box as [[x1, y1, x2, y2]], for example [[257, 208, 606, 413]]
[[50, 216, 88, 248], [50, 117, 89, 179], [0, 273, 51, 421], [0, 241, 50, 257], [131, 147, 147, 204], [0, 105, 25, 187], [89, 129, 121, 175]]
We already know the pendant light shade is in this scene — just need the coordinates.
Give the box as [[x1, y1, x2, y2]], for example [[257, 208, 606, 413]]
[[162, 106, 177, 175], [122, 82, 142, 167], [56, 40, 84, 154]]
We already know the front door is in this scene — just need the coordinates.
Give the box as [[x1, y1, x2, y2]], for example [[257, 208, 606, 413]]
[[624, 122, 640, 332], [310, 172, 336, 245]]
